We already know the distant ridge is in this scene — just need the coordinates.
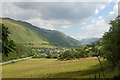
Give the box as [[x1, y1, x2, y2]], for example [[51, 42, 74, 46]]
[[80, 38, 100, 44]]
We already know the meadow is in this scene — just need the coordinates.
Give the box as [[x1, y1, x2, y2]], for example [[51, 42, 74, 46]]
[[2, 57, 113, 78]]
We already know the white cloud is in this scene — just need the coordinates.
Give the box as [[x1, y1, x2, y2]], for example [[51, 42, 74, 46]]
[[2, 2, 107, 30], [95, 9, 99, 14], [92, 18, 95, 23], [76, 1, 118, 40], [109, 11, 114, 15], [1, 0, 119, 2], [81, 22, 86, 24], [0, 3, 2, 17], [27, 18, 55, 30], [79, 18, 110, 39], [94, 3, 107, 15], [98, 16, 103, 19], [118, 2, 120, 15], [27, 18, 72, 30], [99, 5, 105, 9], [70, 35, 76, 39], [106, 2, 118, 23], [61, 26, 69, 28]]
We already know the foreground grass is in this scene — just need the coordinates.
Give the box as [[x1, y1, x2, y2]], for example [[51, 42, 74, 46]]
[[2, 57, 112, 78]]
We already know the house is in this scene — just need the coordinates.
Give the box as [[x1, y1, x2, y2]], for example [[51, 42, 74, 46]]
[[41, 54, 47, 57]]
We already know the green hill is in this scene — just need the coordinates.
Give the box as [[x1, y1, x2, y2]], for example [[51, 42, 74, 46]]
[[80, 38, 100, 44], [0, 18, 81, 48]]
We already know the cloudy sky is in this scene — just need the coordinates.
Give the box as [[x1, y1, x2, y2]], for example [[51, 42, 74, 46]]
[[1, 0, 119, 40]]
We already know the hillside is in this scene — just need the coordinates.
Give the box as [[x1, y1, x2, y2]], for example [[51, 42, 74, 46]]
[[80, 38, 100, 44], [0, 18, 81, 48]]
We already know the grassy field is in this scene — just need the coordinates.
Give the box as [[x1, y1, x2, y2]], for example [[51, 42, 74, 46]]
[[2, 57, 112, 78]]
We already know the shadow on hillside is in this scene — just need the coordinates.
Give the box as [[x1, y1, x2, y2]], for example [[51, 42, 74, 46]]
[[48, 60, 112, 78]]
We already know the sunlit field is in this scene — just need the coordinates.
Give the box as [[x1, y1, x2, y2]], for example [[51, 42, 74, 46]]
[[2, 57, 112, 78]]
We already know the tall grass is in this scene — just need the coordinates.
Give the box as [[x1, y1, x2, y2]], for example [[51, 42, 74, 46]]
[[2, 57, 113, 78]]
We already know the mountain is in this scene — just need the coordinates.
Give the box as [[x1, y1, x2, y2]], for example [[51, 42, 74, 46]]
[[80, 38, 100, 44], [0, 18, 81, 48]]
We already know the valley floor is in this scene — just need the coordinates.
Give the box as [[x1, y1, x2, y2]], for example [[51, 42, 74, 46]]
[[2, 57, 112, 78]]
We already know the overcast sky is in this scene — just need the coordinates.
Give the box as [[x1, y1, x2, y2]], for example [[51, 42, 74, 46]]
[[1, 0, 119, 40]]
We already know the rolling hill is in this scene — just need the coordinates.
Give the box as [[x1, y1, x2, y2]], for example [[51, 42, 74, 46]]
[[0, 18, 81, 48], [80, 38, 100, 44]]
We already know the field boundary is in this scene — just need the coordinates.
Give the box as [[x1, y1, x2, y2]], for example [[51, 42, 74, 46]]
[[0, 57, 32, 65]]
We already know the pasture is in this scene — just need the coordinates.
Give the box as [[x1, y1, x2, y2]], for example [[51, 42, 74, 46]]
[[2, 57, 111, 78]]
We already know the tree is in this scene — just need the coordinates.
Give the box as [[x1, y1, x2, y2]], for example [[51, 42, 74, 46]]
[[2, 24, 16, 56], [74, 50, 86, 59], [59, 50, 74, 60], [103, 16, 120, 67], [89, 42, 105, 76]]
